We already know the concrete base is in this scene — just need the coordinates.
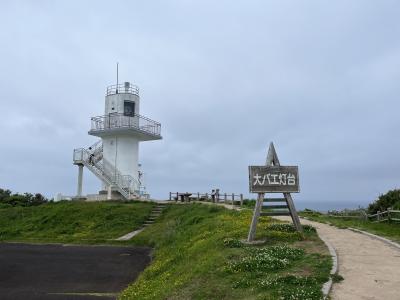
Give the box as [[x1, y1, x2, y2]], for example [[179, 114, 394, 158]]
[[86, 194, 108, 201], [240, 239, 267, 245], [71, 197, 87, 201], [85, 191, 125, 201]]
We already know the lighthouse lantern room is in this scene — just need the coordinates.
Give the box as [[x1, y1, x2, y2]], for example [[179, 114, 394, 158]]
[[73, 81, 161, 200]]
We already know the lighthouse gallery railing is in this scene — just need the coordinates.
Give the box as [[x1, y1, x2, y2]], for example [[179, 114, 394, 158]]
[[90, 113, 161, 137]]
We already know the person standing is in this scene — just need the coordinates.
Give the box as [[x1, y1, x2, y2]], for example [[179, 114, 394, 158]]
[[211, 189, 215, 203], [215, 189, 220, 203]]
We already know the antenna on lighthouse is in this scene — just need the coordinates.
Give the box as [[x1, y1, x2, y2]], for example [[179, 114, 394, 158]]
[[116, 62, 119, 94]]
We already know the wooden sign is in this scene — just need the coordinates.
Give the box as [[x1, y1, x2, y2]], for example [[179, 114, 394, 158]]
[[247, 142, 303, 242], [249, 166, 299, 193]]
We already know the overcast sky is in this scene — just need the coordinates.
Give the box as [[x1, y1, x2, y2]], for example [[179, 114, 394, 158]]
[[1, 1, 399, 210]]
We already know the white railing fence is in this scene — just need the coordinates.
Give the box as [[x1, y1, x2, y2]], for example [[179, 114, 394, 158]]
[[319, 208, 400, 223]]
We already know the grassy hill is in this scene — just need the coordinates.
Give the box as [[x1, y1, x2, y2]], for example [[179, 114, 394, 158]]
[[0, 201, 333, 299], [121, 204, 332, 300], [0, 200, 154, 244]]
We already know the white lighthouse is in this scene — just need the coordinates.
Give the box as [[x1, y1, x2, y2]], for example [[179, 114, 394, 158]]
[[73, 81, 162, 200]]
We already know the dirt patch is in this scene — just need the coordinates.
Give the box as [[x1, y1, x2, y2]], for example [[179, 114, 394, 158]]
[[293, 239, 330, 255]]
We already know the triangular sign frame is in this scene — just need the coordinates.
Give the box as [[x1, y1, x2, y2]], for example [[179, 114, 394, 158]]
[[247, 142, 303, 242]]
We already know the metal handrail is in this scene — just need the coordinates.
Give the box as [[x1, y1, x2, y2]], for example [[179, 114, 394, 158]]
[[90, 113, 161, 136], [73, 143, 140, 199], [168, 192, 244, 205], [106, 83, 139, 96]]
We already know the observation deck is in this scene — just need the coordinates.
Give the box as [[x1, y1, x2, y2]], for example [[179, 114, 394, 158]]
[[88, 113, 162, 140], [106, 82, 139, 96]]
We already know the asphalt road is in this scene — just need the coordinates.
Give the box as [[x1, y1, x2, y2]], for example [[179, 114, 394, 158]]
[[0, 243, 152, 300]]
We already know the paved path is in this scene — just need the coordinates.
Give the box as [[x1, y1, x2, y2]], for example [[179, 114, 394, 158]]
[[278, 217, 400, 300], [0, 243, 151, 300]]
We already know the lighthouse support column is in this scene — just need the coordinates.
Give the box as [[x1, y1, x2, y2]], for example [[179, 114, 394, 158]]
[[76, 164, 83, 197], [107, 185, 112, 200]]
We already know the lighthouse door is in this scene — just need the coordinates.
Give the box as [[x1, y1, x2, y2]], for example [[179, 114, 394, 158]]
[[124, 101, 135, 117]]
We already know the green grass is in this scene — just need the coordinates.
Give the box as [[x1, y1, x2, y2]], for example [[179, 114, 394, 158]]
[[0, 200, 154, 244], [120, 204, 332, 300], [300, 211, 400, 243]]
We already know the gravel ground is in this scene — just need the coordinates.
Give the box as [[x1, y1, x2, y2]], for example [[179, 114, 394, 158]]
[[278, 216, 400, 300]]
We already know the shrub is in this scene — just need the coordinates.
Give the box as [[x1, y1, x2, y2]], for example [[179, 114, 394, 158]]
[[242, 199, 256, 208], [0, 203, 12, 209], [0, 189, 11, 202], [0, 188, 48, 207], [368, 189, 400, 214]]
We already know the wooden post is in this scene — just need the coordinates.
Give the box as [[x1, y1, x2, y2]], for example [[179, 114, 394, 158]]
[[240, 194, 243, 206], [388, 208, 391, 223], [377, 211, 381, 222], [224, 193, 227, 203], [232, 193, 234, 206], [284, 192, 303, 232], [360, 210, 368, 221], [205, 193, 208, 201], [169, 192, 172, 201], [197, 192, 200, 201], [247, 192, 264, 242]]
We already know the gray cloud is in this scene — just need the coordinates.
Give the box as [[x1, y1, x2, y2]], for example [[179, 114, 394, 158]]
[[1, 1, 399, 210]]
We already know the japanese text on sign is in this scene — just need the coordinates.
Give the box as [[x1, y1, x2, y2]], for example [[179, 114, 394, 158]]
[[249, 166, 299, 193]]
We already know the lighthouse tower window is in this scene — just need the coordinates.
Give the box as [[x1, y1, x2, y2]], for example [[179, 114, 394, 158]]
[[124, 101, 135, 117]]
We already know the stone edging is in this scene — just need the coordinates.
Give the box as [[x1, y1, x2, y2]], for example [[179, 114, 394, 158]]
[[318, 234, 338, 299], [301, 217, 338, 299], [348, 228, 400, 251]]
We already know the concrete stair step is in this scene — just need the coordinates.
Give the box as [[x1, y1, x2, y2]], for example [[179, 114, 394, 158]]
[[142, 206, 167, 227]]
